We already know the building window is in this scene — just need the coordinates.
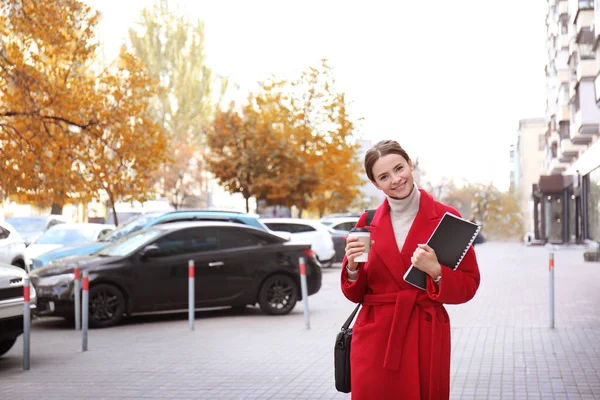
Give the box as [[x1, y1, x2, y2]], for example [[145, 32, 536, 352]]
[[587, 167, 600, 241], [579, 0, 593, 9]]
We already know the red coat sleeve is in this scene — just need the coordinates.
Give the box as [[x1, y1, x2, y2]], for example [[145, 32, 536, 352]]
[[340, 212, 369, 304], [426, 245, 480, 304], [426, 208, 480, 304]]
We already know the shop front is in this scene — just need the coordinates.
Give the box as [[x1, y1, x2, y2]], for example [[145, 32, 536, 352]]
[[532, 174, 575, 244]]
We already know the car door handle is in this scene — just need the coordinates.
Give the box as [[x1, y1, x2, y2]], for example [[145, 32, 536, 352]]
[[208, 261, 224, 268]]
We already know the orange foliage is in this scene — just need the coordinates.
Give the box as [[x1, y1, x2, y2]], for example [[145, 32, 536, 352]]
[[0, 0, 168, 214]]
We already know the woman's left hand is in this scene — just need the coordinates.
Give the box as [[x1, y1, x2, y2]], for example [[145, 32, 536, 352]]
[[411, 244, 442, 278]]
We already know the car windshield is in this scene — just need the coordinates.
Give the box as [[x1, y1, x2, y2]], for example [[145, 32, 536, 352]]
[[102, 213, 164, 242], [96, 229, 163, 257], [321, 221, 334, 227], [5, 216, 46, 233], [36, 226, 99, 245]]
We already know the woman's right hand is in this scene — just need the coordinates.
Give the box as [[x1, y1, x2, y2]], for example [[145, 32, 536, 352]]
[[345, 235, 371, 270]]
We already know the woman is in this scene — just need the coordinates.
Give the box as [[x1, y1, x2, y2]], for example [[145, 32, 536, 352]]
[[341, 140, 480, 400]]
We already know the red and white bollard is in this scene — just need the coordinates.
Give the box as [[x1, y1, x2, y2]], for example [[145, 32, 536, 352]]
[[188, 260, 195, 331], [299, 257, 310, 329], [549, 252, 555, 329], [74, 267, 81, 330], [82, 271, 89, 351], [23, 278, 31, 371]]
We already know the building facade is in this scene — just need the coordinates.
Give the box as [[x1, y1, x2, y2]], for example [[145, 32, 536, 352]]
[[511, 119, 547, 240], [535, 0, 600, 244]]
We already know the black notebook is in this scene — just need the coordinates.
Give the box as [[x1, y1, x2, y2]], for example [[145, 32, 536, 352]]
[[403, 212, 481, 290]]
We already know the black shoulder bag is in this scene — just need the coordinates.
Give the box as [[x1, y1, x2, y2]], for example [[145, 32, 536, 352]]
[[334, 209, 375, 393]]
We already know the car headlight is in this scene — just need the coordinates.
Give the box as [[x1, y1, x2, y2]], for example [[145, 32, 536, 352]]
[[36, 273, 75, 287]]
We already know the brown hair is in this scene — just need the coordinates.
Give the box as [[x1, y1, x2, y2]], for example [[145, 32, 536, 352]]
[[364, 140, 411, 182]]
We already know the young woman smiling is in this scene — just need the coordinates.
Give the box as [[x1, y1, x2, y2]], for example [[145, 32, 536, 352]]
[[341, 139, 480, 400]]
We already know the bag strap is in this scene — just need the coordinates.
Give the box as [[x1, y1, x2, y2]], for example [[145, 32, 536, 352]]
[[365, 209, 376, 226], [339, 209, 374, 330], [341, 303, 361, 330]]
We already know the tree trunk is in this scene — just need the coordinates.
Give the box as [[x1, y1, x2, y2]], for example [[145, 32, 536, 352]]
[[50, 202, 63, 215], [107, 192, 119, 226], [245, 196, 250, 213]]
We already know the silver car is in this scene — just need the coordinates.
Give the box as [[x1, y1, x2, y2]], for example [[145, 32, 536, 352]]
[[0, 221, 26, 270], [0, 263, 36, 356]]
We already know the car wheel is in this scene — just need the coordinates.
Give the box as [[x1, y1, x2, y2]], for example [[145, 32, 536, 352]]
[[89, 284, 125, 328], [0, 338, 17, 357], [258, 274, 298, 316], [317, 256, 333, 268]]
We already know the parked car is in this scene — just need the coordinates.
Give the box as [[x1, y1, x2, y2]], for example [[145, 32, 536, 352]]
[[320, 216, 359, 233], [25, 223, 115, 271], [5, 215, 68, 246], [0, 263, 36, 357], [31, 210, 283, 270], [0, 221, 26, 270], [30, 222, 321, 328], [261, 218, 336, 267]]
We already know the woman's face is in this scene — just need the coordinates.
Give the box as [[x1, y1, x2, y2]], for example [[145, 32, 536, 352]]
[[371, 153, 414, 199]]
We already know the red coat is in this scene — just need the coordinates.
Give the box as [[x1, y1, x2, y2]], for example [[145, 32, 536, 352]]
[[341, 189, 480, 400]]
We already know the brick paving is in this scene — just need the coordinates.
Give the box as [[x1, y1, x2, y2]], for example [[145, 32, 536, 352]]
[[0, 242, 599, 399]]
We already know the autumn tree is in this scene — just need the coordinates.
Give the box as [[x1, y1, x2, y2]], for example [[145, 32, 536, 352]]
[[205, 104, 261, 213], [257, 61, 363, 217], [247, 79, 320, 213], [305, 92, 364, 217], [206, 62, 363, 217], [128, 0, 226, 209], [471, 183, 523, 240], [0, 0, 168, 223]]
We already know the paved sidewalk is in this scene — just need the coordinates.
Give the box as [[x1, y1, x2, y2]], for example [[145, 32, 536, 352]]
[[0, 242, 599, 399]]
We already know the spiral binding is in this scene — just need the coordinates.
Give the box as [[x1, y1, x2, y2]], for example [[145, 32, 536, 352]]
[[454, 223, 482, 269]]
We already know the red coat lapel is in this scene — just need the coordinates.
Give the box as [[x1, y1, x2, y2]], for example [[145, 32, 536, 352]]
[[400, 190, 443, 262], [370, 189, 444, 289], [369, 200, 404, 289]]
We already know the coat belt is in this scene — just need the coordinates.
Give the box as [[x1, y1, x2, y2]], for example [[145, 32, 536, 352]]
[[362, 291, 444, 373]]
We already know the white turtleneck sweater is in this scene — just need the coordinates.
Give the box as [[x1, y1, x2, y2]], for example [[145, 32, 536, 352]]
[[387, 183, 421, 253], [347, 183, 420, 281]]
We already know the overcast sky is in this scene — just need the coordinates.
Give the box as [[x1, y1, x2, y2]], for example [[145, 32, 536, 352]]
[[84, 0, 548, 191]]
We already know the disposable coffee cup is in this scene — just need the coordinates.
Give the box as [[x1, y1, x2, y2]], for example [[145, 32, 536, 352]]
[[349, 227, 371, 262]]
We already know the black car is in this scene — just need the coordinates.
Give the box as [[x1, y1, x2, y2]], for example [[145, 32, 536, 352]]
[[30, 222, 322, 328], [328, 228, 348, 263]]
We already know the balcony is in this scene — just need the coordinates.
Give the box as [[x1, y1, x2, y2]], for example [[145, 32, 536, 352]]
[[559, 33, 570, 49], [558, 104, 570, 121], [558, 0, 569, 14], [557, 68, 570, 84], [558, 138, 585, 162], [547, 156, 570, 175], [575, 10, 594, 38], [572, 110, 598, 144], [577, 58, 596, 81], [596, 3, 600, 43], [595, 72, 600, 103]]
